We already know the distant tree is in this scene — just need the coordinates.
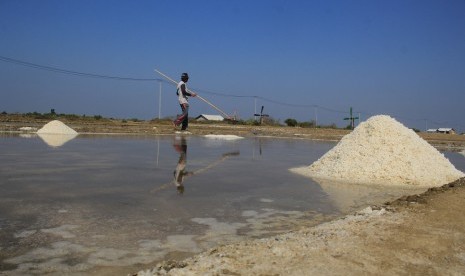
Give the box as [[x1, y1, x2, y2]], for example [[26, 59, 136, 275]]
[[284, 118, 298, 127], [330, 123, 337, 129], [318, 123, 338, 129], [241, 119, 261, 126], [63, 114, 80, 120], [299, 120, 316, 128], [265, 117, 281, 126]]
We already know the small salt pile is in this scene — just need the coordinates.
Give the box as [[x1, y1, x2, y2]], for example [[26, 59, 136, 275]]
[[204, 134, 243, 140], [37, 120, 78, 135], [292, 115, 464, 187], [36, 120, 78, 147], [19, 126, 37, 132]]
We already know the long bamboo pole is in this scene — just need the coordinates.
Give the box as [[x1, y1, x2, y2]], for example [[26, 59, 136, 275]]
[[154, 69, 231, 119]]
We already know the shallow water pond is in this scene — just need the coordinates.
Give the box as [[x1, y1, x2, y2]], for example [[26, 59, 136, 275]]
[[0, 134, 463, 275]]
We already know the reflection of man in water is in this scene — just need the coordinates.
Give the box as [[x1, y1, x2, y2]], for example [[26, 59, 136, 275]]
[[173, 136, 193, 194]]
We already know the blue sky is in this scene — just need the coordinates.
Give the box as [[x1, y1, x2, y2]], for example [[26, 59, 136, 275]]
[[1, 0, 464, 131]]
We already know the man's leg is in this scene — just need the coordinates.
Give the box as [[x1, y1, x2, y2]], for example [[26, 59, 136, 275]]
[[174, 104, 189, 127], [181, 105, 189, 130]]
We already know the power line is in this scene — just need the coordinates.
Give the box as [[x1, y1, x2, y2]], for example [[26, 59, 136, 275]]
[[192, 89, 348, 112], [190, 87, 252, 98], [0, 55, 348, 112], [0, 55, 163, 82]]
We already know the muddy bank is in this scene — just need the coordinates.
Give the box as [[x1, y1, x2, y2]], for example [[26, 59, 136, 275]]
[[135, 177, 465, 275], [2, 115, 465, 149]]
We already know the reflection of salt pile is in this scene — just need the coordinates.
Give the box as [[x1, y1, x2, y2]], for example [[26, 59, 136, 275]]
[[292, 115, 464, 187], [36, 120, 78, 147], [310, 178, 426, 213], [460, 149, 465, 157]]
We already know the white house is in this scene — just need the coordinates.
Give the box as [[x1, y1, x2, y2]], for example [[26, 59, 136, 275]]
[[437, 128, 456, 134], [426, 128, 456, 134], [195, 114, 224, 122]]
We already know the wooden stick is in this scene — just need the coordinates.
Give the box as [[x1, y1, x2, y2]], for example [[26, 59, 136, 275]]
[[155, 69, 232, 119], [150, 150, 240, 194]]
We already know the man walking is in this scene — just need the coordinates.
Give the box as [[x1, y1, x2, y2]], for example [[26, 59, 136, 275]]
[[173, 72, 196, 131]]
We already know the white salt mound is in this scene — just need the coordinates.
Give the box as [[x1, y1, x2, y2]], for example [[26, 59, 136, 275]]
[[204, 134, 243, 140], [19, 126, 37, 132], [36, 120, 78, 135], [292, 115, 464, 187]]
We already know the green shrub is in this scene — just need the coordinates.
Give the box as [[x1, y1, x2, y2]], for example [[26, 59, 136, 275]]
[[284, 118, 298, 127], [298, 120, 316, 128]]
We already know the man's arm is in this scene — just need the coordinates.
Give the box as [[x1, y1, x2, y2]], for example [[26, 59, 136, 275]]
[[181, 84, 196, 97]]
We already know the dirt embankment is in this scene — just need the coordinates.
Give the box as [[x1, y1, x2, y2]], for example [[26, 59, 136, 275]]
[[2, 114, 465, 149], [136, 178, 465, 276]]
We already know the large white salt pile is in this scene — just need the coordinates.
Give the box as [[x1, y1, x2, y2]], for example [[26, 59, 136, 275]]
[[292, 115, 464, 187], [37, 120, 78, 135]]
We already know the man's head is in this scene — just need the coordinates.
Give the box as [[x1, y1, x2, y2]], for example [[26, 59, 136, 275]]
[[181, 73, 189, 82]]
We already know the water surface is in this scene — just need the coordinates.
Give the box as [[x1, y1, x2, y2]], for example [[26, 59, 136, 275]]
[[0, 134, 463, 275]]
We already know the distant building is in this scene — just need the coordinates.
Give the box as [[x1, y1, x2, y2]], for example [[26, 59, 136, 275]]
[[195, 114, 224, 122], [426, 128, 456, 134], [437, 128, 456, 134]]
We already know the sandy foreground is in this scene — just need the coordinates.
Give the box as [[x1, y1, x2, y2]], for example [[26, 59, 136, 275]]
[[2, 116, 465, 275], [133, 178, 465, 276]]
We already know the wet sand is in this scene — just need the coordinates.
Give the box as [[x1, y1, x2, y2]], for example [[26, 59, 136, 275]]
[[136, 178, 465, 276]]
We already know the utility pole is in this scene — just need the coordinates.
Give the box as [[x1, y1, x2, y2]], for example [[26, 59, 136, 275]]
[[158, 81, 162, 119], [314, 106, 318, 127], [254, 97, 257, 121]]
